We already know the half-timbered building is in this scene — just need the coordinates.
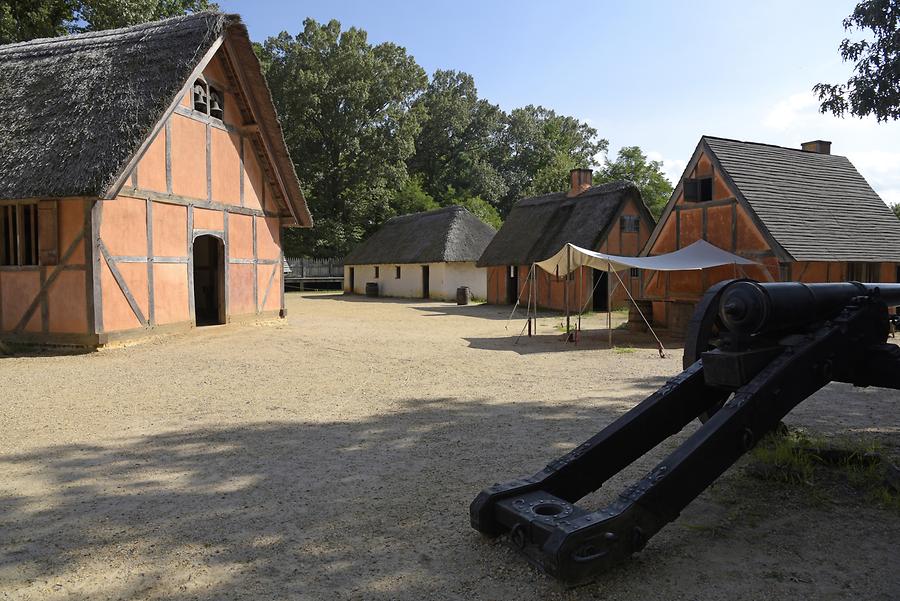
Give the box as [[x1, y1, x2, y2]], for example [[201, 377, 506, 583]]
[[641, 136, 900, 332], [0, 12, 311, 347]]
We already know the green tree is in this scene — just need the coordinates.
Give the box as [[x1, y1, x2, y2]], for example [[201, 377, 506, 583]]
[[891, 203, 900, 219], [595, 146, 673, 218], [498, 105, 607, 213], [453, 195, 503, 230], [258, 19, 427, 256], [390, 177, 438, 217], [814, 0, 900, 121], [0, 0, 213, 44], [409, 70, 507, 205]]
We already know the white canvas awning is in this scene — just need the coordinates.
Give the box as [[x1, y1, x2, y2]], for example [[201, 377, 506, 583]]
[[535, 239, 758, 275]]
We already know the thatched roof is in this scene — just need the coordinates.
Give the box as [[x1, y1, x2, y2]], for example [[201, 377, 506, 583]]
[[477, 181, 650, 267], [0, 11, 311, 226], [345, 206, 496, 265]]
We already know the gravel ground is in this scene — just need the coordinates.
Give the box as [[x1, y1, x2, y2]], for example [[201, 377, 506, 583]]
[[1, 292, 898, 600]]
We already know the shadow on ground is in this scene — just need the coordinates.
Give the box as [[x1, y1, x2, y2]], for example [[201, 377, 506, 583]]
[[2, 393, 899, 600]]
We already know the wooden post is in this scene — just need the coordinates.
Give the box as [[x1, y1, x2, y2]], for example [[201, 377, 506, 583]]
[[565, 245, 571, 334], [607, 260, 612, 349]]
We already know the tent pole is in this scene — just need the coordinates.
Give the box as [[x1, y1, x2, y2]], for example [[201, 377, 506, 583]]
[[612, 267, 667, 358], [607, 260, 612, 349], [565, 245, 571, 336]]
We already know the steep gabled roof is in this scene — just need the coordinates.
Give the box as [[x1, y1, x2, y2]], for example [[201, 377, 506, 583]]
[[477, 181, 651, 267], [0, 12, 311, 226], [703, 136, 900, 262], [345, 206, 496, 265]]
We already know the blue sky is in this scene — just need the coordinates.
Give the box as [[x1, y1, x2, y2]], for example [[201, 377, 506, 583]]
[[219, 0, 900, 204]]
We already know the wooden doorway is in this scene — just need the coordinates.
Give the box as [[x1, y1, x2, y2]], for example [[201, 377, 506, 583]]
[[592, 269, 609, 312], [193, 235, 225, 326], [422, 265, 430, 298], [506, 265, 519, 304], [348, 267, 355, 292]]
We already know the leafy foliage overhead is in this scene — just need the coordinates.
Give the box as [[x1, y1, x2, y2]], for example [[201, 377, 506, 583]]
[[259, 19, 427, 257], [814, 0, 900, 121], [594, 146, 672, 218], [0, 0, 214, 44]]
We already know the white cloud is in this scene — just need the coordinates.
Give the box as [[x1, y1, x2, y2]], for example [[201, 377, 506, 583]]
[[647, 151, 687, 185], [760, 91, 900, 205]]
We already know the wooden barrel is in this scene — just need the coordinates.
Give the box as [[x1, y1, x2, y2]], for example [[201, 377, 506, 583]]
[[457, 286, 471, 305], [365, 282, 379, 297]]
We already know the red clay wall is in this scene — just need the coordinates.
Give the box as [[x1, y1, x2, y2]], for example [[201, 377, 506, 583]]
[[487, 195, 653, 312], [643, 149, 898, 330], [0, 198, 91, 343], [99, 49, 287, 338]]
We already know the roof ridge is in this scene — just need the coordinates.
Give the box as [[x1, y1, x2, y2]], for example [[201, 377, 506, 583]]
[[703, 135, 848, 159], [0, 11, 228, 55]]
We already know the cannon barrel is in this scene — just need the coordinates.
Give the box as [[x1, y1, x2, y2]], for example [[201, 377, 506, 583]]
[[718, 281, 900, 336]]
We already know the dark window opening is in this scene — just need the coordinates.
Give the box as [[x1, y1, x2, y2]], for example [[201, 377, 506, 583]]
[[192, 79, 208, 114], [422, 265, 430, 299], [374, 266, 380, 278], [848, 262, 866, 282], [779, 263, 791, 281], [208, 86, 224, 120], [683, 177, 713, 202], [629, 267, 639, 278], [0, 203, 39, 266], [395, 266, 401, 279], [620, 215, 640, 233], [193, 235, 225, 326]]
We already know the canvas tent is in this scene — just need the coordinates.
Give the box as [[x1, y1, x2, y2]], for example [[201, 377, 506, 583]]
[[516, 240, 757, 352], [535, 239, 757, 275]]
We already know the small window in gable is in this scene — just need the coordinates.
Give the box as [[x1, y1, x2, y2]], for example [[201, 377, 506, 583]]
[[208, 86, 224, 120], [395, 266, 401, 279], [683, 177, 713, 202], [374, 266, 380, 278], [192, 79, 208, 114], [620, 215, 640, 233]]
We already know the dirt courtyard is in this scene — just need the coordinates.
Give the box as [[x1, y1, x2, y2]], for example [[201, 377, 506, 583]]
[[1, 292, 899, 600]]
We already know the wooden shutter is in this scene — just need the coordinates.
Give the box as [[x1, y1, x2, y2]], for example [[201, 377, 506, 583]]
[[683, 179, 699, 201], [37, 200, 58, 265]]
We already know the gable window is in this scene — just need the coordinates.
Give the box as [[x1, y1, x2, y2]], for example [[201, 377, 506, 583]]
[[208, 86, 224, 120], [374, 266, 380, 278], [192, 78, 225, 121], [630, 267, 640, 278], [1, 203, 39, 266], [683, 177, 713, 202], [620, 215, 640, 233], [395, 266, 401, 279], [192, 79, 208, 114]]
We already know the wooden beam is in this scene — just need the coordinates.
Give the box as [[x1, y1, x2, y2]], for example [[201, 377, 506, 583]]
[[90, 200, 103, 334], [146, 198, 155, 325], [14, 231, 86, 332], [117, 188, 284, 219], [261, 262, 277, 310], [103, 36, 225, 199], [98, 240, 148, 326], [187, 205, 195, 323]]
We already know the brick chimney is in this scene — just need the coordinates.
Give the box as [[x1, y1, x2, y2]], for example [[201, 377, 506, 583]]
[[801, 140, 831, 154], [567, 168, 593, 197]]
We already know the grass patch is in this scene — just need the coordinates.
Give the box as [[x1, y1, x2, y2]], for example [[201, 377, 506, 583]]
[[613, 346, 637, 354], [749, 427, 900, 511]]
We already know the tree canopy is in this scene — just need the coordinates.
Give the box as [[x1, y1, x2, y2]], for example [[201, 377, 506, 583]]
[[259, 19, 428, 257], [594, 146, 673, 218], [815, 0, 900, 121], [0, 0, 213, 44]]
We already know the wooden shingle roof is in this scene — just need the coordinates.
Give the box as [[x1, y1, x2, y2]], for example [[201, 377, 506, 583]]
[[704, 136, 900, 262]]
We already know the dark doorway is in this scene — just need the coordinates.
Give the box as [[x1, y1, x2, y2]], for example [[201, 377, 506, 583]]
[[422, 265, 430, 298], [507, 265, 519, 304], [193, 235, 225, 326], [592, 269, 609, 311], [349, 267, 355, 292]]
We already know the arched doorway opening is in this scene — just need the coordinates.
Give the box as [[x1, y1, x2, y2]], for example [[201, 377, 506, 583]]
[[193, 234, 225, 326]]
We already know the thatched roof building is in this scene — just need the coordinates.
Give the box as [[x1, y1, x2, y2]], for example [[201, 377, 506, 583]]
[[346, 206, 496, 265], [477, 181, 653, 267], [0, 11, 310, 225]]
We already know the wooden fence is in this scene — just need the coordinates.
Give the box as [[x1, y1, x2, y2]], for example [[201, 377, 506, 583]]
[[284, 257, 344, 281]]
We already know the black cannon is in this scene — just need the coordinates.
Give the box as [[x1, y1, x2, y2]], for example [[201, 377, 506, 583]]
[[470, 280, 900, 584]]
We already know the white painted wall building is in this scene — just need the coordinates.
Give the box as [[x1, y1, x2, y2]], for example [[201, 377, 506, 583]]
[[344, 261, 487, 301], [343, 206, 496, 302]]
